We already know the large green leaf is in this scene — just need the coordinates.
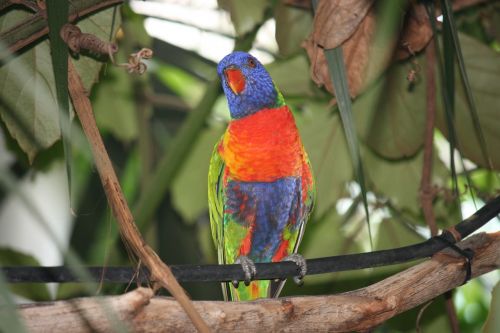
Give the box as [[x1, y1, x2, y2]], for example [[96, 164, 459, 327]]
[[0, 7, 121, 162], [267, 55, 316, 97], [218, 0, 269, 36], [435, 33, 500, 170], [353, 56, 426, 159], [296, 102, 353, 217], [0, 247, 51, 301], [365, 144, 460, 228], [483, 281, 500, 333]]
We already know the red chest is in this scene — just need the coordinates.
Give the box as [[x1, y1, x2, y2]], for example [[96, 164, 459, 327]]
[[219, 106, 305, 182]]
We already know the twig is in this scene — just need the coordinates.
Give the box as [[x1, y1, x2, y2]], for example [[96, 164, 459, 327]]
[[67, 59, 211, 333], [420, 38, 438, 236], [16, 232, 500, 332], [0, 0, 123, 61]]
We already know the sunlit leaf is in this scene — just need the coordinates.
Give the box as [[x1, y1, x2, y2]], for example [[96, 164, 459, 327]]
[[154, 61, 205, 108]]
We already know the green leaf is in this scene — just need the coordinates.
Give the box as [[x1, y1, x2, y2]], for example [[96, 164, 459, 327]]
[[324, 46, 372, 247], [0, 247, 51, 301], [274, 2, 312, 57], [295, 102, 352, 217], [154, 61, 205, 108], [375, 218, 424, 250], [483, 281, 500, 333], [218, 0, 269, 36], [371, 218, 425, 276], [441, 0, 493, 171], [353, 57, 426, 159], [0, 14, 59, 163], [46, 0, 72, 209], [267, 55, 316, 97], [435, 33, 500, 170], [0, 7, 121, 162], [93, 65, 138, 142], [367, 147, 451, 215]]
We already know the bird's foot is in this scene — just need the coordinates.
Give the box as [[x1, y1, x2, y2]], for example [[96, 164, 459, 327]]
[[283, 253, 307, 286], [232, 256, 257, 288]]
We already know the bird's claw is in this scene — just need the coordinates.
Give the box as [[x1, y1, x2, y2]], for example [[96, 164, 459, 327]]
[[283, 253, 307, 286], [232, 256, 257, 288]]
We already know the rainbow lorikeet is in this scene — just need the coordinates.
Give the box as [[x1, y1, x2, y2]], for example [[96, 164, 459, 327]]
[[208, 51, 315, 301]]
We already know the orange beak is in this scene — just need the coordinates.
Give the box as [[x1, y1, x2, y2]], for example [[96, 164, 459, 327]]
[[224, 66, 245, 94]]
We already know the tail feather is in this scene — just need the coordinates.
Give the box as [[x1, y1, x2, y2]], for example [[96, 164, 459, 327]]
[[227, 280, 270, 301]]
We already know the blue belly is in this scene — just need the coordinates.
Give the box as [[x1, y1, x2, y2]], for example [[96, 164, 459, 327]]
[[225, 177, 302, 262]]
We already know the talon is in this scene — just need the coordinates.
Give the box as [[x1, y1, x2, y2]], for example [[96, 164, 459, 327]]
[[293, 276, 304, 286], [283, 253, 307, 286], [232, 280, 240, 288], [235, 256, 256, 286]]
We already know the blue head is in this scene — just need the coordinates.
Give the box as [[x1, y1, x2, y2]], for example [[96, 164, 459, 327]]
[[217, 52, 283, 119]]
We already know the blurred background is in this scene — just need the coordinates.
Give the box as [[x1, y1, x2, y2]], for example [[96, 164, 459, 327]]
[[0, 0, 499, 332]]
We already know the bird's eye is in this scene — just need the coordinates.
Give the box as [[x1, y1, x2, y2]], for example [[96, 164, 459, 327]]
[[247, 57, 256, 68]]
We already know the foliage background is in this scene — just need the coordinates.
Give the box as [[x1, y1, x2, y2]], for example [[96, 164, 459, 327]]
[[0, 1, 499, 332]]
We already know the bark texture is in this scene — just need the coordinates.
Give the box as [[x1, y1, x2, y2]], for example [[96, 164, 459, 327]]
[[16, 232, 500, 332]]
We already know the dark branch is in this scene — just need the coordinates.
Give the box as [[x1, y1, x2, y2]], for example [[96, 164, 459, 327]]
[[3, 195, 500, 284]]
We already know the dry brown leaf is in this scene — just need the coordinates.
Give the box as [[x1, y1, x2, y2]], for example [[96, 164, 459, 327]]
[[396, 3, 433, 59], [312, 0, 375, 49], [303, 9, 376, 97]]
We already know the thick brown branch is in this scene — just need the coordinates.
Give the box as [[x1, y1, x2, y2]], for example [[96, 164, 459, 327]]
[[67, 60, 210, 333], [16, 232, 500, 332]]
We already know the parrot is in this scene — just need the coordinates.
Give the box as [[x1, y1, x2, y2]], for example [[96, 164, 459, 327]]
[[208, 51, 315, 301]]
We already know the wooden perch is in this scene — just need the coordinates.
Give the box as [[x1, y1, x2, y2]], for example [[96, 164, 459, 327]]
[[17, 232, 500, 332]]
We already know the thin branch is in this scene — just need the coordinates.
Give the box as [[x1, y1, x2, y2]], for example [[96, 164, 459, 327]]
[[0, 0, 123, 61], [420, 38, 438, 236], [67, 60, 211, 333], [3, 194, 500, 284], [16, 232, 500, 332]]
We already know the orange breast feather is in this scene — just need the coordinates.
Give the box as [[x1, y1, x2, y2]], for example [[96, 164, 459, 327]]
[[219, 106, 305, 182]]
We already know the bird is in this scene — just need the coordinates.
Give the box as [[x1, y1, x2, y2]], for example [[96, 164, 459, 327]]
[[208, 51, 315, 301]]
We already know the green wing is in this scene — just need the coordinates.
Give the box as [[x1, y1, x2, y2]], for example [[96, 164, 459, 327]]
[[208, 136, 229, 298], [208, 137, 225, 260]]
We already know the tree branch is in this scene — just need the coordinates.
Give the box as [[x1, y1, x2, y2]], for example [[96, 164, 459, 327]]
[[0, 0, 123, 61], [67, 60, 210, 333], [16, 232, 500, 332]]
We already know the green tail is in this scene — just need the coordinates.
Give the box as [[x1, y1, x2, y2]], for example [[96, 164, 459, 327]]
[[229, 280, 270, 301]]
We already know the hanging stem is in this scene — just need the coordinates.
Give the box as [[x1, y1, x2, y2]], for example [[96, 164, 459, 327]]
[[67, 60, 211, 333], [420, 36, 461, 333]]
